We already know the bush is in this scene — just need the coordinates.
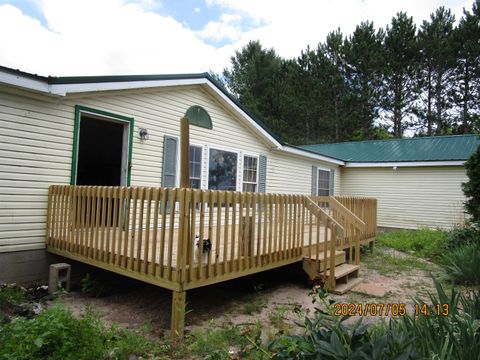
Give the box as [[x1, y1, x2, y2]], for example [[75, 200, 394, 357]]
[[440, 242, 480, 285], [445, 224, 480, 249], [0, 305, 164, 360], [463, 144, 480, 223]]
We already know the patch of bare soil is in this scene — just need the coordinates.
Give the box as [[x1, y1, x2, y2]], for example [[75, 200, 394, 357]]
[[59, 247, 443, 337]]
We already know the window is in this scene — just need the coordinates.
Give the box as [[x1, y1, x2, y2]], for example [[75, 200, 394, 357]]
[[208, 148, 237, 190], [189, 145, 202, 189], [317, 169, 330, 196], [242, 156, 258, 192]]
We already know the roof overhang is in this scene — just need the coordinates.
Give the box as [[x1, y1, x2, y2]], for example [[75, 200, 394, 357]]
[[344, 160, 466, 168], [280, 145, 344, 166], [0, 66, 345, 166]]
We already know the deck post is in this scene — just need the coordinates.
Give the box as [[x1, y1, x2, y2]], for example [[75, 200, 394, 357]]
[[171, 289, 187, 340], [180, 117, 190, 189]]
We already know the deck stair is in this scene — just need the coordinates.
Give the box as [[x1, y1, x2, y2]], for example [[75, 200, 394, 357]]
[[302, 250, 363, 295]]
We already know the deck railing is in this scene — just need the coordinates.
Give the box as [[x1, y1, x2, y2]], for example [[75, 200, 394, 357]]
[[46, 186, 346, 290], [334, 196, 377, 241]]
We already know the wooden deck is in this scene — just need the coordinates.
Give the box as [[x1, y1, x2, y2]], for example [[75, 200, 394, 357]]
[[46, 185, 377, 337]]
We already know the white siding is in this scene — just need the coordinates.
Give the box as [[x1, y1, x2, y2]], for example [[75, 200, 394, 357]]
[[267, 151, 340, 195], [0, 85, 339, 252], [340, 166, 468, 229]]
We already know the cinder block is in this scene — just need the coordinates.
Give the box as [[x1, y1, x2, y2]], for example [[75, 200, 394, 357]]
[[48, 263, 71, 294]]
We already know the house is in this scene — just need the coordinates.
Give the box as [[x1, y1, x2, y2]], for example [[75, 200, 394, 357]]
[[302, 135, 479, 230], [0, 65, 346, 284]]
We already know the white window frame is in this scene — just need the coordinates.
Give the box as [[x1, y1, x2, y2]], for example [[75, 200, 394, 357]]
[[166, 135, 260, 192], [317, 167, 331, 196], [206, 145, 241, 191], [189, 143, 203, 189], [242, 154, 259, 193]]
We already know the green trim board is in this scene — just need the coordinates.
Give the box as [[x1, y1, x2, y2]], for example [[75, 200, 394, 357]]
[[70, 105, 134, 186]]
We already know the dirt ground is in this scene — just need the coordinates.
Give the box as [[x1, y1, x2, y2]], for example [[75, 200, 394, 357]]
[[59, 246, 443, 338]]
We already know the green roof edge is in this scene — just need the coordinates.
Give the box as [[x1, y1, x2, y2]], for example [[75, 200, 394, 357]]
[[0, 65, 285, 145]]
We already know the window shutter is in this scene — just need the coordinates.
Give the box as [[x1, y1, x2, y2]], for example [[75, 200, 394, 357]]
[[329, 169, 335, 195], [162, 136, 177, 188], [311, 166, 317, 196], [258, 155, 267, 193]]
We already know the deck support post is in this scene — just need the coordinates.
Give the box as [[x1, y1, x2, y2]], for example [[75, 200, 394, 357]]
[[171, 289, 187, 340]]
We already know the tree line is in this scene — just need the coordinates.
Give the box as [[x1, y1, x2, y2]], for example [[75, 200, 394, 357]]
[[217, 2, 480, 145]]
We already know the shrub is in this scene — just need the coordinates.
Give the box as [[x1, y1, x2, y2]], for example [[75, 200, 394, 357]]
[[440, 242, 480, 285], [462, 144, 480, 223], [445, 224, 480, 249], [0, 305, 164, 360]]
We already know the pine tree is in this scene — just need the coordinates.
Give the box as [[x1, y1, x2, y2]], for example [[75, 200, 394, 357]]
[[382, 12, 419, 137], [452, 1, 480, 133], [343, 21, 385, 139], [417, 7, 456, 135]]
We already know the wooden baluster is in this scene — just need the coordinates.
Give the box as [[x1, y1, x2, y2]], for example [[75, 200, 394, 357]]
[[199, 190, 206, 281], [155, 189, 166, 278], [92, 187, 101, 259], [244, 192, 251, 269], [323, 214, 328, 280], [267, 194, 273, 264], [329, 221, 336, 289], [122, 188, 132, 268], [188, 190, 199, 282], [104, 187, 113, 262], [228, 192, 235, 273], [110, 186, 122, 264], [215, 191, 223, 276], [231, 192, 237, 272], [208, 190, 215, 278], [237, 192, 245, 271], [166, 189, 176, 281], [129, 187, 138, 270], [85, 187, 93, 257], [62, 186, 70, 251], [176, 189, 187, 284], [143, 188, 152, 274], [99, 187, 107, 260], [222, 191, 229, 275], [115, 187, 125, 266], [273, 194, 279, 263]]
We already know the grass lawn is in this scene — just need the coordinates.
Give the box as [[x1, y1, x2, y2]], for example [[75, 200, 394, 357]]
[[376, 228, 448, 261]]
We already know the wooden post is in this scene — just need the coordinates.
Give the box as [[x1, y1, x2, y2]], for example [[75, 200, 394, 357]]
[[171, 289, 186, 340], [180, 117, 190, 189]]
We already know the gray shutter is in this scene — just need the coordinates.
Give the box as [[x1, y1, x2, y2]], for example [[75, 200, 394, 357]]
[[258, 155, 267, 193], [329, 169, 335, 195], [311, 166, 318, 196], [162, 136, 177, 188]]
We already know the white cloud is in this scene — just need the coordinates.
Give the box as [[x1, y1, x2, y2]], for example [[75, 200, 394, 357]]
[[0, 0, 473, 76], [197, 13, 243, 42], [206, 0, 473, 60], [0, 0, 230, 76]]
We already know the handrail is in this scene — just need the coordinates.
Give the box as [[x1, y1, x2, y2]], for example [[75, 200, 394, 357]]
[[304, 197, 344, 288], [310, 196, 365, 231]]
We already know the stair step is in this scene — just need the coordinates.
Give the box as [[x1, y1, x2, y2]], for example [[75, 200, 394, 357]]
[[304, 250, 344, 261], [326, 263, 360, 280], [331, 277, 364, 295]]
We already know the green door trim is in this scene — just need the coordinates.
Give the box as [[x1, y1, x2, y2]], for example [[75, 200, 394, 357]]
[[71, 105, 134, 186]]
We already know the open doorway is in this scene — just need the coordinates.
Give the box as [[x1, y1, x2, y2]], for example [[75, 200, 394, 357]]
[[72, 106, 133, 186]]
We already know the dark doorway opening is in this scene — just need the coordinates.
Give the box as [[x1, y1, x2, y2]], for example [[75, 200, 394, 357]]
[[76, 115, 125, 186]]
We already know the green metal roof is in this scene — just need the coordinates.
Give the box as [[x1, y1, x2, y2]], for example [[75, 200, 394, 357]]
[[300, 135, 480, 163]]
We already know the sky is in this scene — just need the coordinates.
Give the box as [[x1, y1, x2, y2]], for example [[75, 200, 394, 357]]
[[0, 0, 474, 77]]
